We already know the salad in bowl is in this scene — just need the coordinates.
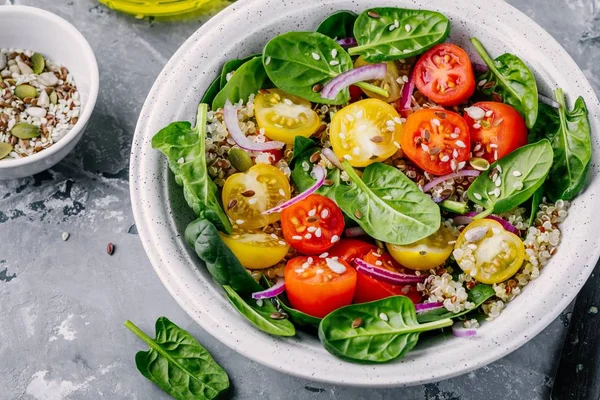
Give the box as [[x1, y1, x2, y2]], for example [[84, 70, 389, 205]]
[[150, 7, 592, 364]]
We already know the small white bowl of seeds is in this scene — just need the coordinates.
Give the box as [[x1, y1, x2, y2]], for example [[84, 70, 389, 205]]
[[0, 5, 99, 179]]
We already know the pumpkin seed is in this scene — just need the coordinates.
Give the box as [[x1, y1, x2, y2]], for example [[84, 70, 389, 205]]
[[469, 157, 490, 171], [49, 90, 58, 105], [14, 84, 37, 100], [228, 147, 253, 172], [10, 123, 40, 139], [0, 143, 13, 159], [31, 53, 45, 74]]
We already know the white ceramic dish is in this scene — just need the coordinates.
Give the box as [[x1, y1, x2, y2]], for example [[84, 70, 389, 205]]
[[0, 5, 99, 180], [131, 0, 600, 386]]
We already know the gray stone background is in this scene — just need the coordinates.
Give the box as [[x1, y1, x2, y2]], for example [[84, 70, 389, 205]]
[[0, 0, 598, 399]]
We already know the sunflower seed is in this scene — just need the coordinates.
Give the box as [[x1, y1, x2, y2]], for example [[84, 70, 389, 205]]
[[351, 317, 363, 328], [107, 243, 115, 255], [367, 10, 381, 18], [241, 190, 255, 197]]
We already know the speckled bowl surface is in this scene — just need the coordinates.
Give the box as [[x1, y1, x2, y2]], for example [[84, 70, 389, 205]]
[[131, 0, 600, 386]]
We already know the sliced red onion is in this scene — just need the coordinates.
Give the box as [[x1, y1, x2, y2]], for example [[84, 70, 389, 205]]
[[398, 65, 415, 111], [337, 37, 357, 48], [355, 259, 426, 285], [252, 278, 285, 300], [455, 212, 519, 234], [538, 93, 560, 109], [262, 165, 326, 215], [422, 170, 481, 193], [321, 63, 387, 100], [415, 301, 444, 313], [452, 322, 478, 338], [322, 148, 344, 170], [473, 62, 489, 74], [223, 100, 285, 151], [344, 226, 367, 237]]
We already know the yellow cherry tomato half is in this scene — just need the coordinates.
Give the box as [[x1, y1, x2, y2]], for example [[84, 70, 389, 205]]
[[329, 99, 403, 167], [222, 164, 291, 229], [219, 230, 290, 269], [386, 226, 455, 271], [255, 88, 321, 144], [354, 57, 408, 102], [454, 219, 525, 284]]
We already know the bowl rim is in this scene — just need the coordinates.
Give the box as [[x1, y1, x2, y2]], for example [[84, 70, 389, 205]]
[[0, 5, 99, 170], [130, 0, 600, 387]]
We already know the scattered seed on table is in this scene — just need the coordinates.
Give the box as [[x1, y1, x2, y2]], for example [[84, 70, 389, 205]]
[[61, 232, 70, 241], [107, 243, 115, 255]]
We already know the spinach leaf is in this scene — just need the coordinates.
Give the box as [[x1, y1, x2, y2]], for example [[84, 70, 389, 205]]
[[262, 276, 321, 328], [289, 136, 318, 168], [416, 284, 495, 323], [318, 296, 453, 363], [528, 186, 544, 227], [335, 161, 440, 245], [263, 32, 353, 105], [219, 54, 259, 90], [212, 57, 268, 110], [471, 37, 538, 129], [152, 104, 231, 234], [222, 285, 296, 336], [532, 89, 592, 201], [349, 8, 450, 63], [185, 219, 261, 294], [291, 138, 340, 200], [201, 75, 221, 106], [316, 10, 358, 39], [125, 317, 229, 400], [467, 140, 553, 216]]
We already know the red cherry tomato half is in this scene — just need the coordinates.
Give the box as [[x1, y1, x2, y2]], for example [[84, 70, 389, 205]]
[[401, 108, 471, 176], [414, 43, 476, 107], [281, 194, 345, 255], [328, 239, 378, 264], [464, 101, 528, 164], [284, 256, 356, 318]]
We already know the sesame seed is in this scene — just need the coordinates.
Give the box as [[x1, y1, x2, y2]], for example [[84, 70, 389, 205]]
[[496, 165, 502, 173], [513, 170, 522, 177], [431, 118, 441, 127], [473, 144, 482, 152], [458, 161, 466, 169], [279, 188, 286, 196], [513, 181, 523, 190], [394, 19, 400, 28], [485, 110, 493, 117], [331, 235, 340, 243], [307, 257, 313, 264], [320, 252, 329, 258], [256, 299, 264, 307], [316, 269, 324, 274], [305, 233, 312, 239], [495, 178, 502, 187], [235, 219, 245, 225], [473, 123, 482, 129], [421, 143, 430, 152], [331, 49, 338, 58], [382, 195, 392, 200], [295, 268, 304, 273], [346, 114, 355, 122], [441, 155, 450, 162], [177, 157, 184, 164], [453, 149, 459, 158], [379, 312, 389, 321], [455, 140, 466, 148], [490, 143, 498, 149], [265, 56, 271, 65], [321, 209, 329, 218], [248, 198, 257, 205], [474, 193, 483, 200], [278, 240, 287, 246], [271, 233, 278, 239], [375, 260, 383, 266], [478, 79, 487, 87], [393, 117, 403, 124], [402, 75, 409, 83], [302, 262, 309, 269], [326, 258, 347, 274], [330, 60, 340, 66], [356, 110, 364, 118], [343, 154, 352, 160], [405, 24, 411, 32], [308, 208, 317, 217], [307, 226, 317, 232], [394, 141, 401, 149], [352, 146, 360, 155], [292, 235, 302, 240], [315, 228, 322, 237], [388, 25, 396, 31], [312, 52, 320, 60], [283, 98, 293, 105]]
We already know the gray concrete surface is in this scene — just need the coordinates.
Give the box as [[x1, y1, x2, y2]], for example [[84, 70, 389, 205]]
[[0, 0, 598, 399]]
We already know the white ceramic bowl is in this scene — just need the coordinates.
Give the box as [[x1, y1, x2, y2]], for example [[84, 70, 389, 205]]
[[131, 0, 600, 387], [0, 5, 99, 180]]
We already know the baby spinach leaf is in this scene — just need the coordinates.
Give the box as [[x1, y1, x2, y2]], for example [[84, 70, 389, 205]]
[[471, 37, 538, 129], [335, 161, 440, 245], [185, 219, 261, 294], [467, 140, 553, 216], [219, 54, 259, 90], [316, 10, 358, 39], [201, 75, 221, 106], [152, 104, 231, 234], [528, 186, 544, 227], [222, 285, 296, 337], [263, 32, 353, 105], [212, 57, 268, 110], [416, 284, 495, 323], [125, 317, 229, 400], [532, 89, 592, 201], [291, 137, 340, 200], [318, 296, 453, 363], [349, 8, 450, 63]]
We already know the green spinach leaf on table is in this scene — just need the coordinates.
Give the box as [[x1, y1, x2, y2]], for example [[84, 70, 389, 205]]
[[152, 104, 232, 234], [222, 285, 296, 336], [467, 140, 553, 217], [318, 296, 453, 363], [212, 57, 269, 110], [290, 136, 340, 200], [125, 317, 229, 400], [416, 284, 495, 324], [530, 89, 592, 201], [335, 161, 440, 245], [471, 37, 538, 129], [349, 8, 450, 63], [316, 10, 358, 39]]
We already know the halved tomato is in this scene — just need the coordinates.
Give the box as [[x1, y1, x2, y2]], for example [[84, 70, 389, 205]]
[[464, 102, 528, 163], [219, 230, 289, 269], [386, 226, 455, 271], [414, 43, 476, 106], [328, 239, 377, 264], [401, 108, 471, 175], [284, 256, 356, 318], [281, 194, 345, 255]]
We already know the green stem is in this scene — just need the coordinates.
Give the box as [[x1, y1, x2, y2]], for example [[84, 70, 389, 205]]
[[418, 318, 454, 332], [124, 320, 156, 348], [355, 81, 389, 98], [470, 37, 496, 71], [473, 208, 493, 220], [439, 200, 469, 215]]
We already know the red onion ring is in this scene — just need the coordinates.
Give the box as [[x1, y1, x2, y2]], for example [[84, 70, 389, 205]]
[[252, 278, 285, 300], [398, 65, 415, 111], [538, 93, 560, 109], [337, 37, 357, 48], [454, 212, 519, 234], [415, 301, 444, 313], [355, 259, 426, 284], [262, 165, 326, 215], [223, 100, 285, 151], [452, 322, 478, 338], [322, 148, 344, 170], [344, 226, 367, 237], [422, 170, 481, 193], [321, 63, 387, 100]]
